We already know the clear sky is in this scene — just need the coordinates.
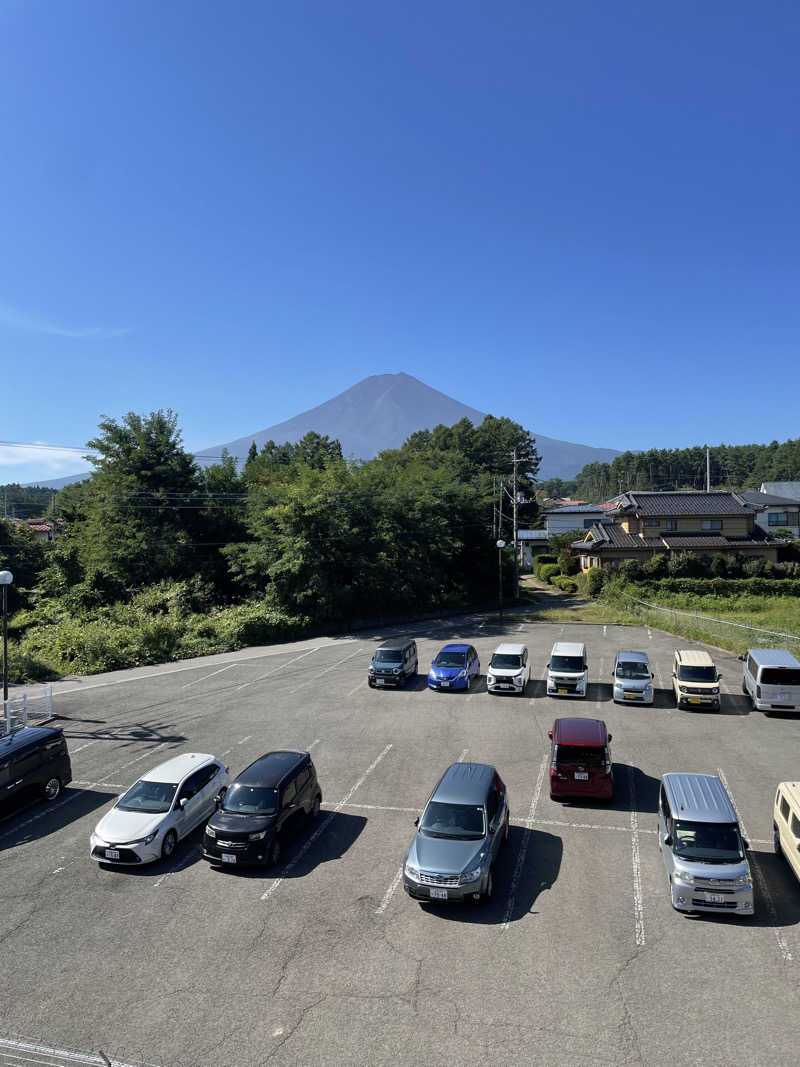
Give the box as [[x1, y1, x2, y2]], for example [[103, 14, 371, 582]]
[[2, 1, 799, 483]]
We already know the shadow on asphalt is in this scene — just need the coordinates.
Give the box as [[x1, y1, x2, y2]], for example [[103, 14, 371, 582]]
[[418, 828, 562, 926], [0, 786, 117, 850], [551, 762, 660, 815]]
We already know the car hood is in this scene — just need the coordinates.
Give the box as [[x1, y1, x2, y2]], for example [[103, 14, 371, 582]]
[[94, 806, 165, 845], [407, 833, 485, 875], [208, 811, 278, 834], [429, 665, 465, 678], [673, 857, 751, 880], [490, 667, 521, 677]]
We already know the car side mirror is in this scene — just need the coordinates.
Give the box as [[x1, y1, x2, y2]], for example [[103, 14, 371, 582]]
[[672, 671, 676, 677], [737, 654, 746, 661], [663, 834, 672, 846], [717, 673, 722, 680], [178, 797, 187, 810], [547, 729, 553, 739], [651, 672, 655, 679], [546, 662, 550, 669], [214, 793, 223, 808], [741, 837, 749, 850], [413, 816, 419, 827], [607, 733, 612, 742]]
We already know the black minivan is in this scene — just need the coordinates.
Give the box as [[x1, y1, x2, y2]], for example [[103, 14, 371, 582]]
[[203, 749, 322, 868], [0, 725, 72, 805]]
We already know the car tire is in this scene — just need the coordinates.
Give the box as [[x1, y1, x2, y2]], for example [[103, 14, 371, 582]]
[[43, 777, 61, 802], [774, 826, 783, 858], [311, 794, 321, 820], [268, 836, 281, 867], [161, 829, 177, 861], [742, 678, 748, 694]]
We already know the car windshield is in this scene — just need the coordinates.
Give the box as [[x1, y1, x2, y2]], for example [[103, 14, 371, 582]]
[[222, 784, 278, 815], [491, 654, 521, 669], [616, 661, 650, 680], [420, 801, 485, 839], [434, 651, 467, 668], [761, 668, 800, 686], [117, 780, 177, 814], [555, 744, 605, 766], [551, 655, 584, 672], [374, 649, 403, 664], [673, 821, 745, 863], [678, 665, 717, 682]]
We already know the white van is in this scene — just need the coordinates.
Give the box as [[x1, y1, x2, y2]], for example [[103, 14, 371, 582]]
[[773, 782, 800, 886], [547, 642, 588, 698], [740, 648, 800, 714]]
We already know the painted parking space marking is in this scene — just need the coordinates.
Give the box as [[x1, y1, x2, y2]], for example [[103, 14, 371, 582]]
[[236, 735, 252, 745], [70, 740, 100, 755], [287, 647, 364, 696], [501, 753, 547, 931], [531, 817, 657, 835], [0, 1035, 152, 1066], [717, 767, 792, 963], [348, 802, 421, 814], [375, 866, 404, 916], [181, 663, 239, 689], [236, 647, 321, 692], [261, 744, 393, 902], [628, 765, 645, 947], [346, 679, 367, 699]]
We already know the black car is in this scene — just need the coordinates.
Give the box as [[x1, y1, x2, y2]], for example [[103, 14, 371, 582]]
[[368, 638, 418, 688], [203, 749, 321, 868], [0, 725, 72, 806]]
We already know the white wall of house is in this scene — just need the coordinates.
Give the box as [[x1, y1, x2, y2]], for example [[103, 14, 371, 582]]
[[753, 506, 800, 539], [545, 511, 604, 536]]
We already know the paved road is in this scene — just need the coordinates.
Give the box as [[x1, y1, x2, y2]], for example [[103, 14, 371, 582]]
[[1, 614, 798, 1066]]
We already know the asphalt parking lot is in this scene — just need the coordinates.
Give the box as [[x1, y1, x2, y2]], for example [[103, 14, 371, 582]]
[[1, 614, 799, 1067]]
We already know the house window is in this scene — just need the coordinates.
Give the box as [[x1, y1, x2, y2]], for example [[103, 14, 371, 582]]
[[768, 512, 789, 526], [643, 519, 659, 527], [701, 519, 723, 531], [664, 519, 677, 531]]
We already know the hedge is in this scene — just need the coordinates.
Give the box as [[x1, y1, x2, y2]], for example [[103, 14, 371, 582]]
[[537, 563, 562, 583], [636, 577, 800, 598], [552, 575, 578, 592]]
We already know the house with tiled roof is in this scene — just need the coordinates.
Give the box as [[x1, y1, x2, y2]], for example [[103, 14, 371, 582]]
[[543, 503, 616, 536], [573, 491, 779, 570], [737, 490, 800, 539]]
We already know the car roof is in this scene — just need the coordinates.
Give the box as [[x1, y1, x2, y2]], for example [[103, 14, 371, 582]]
[[431, 762, 495, 805], [375, 638, 414, 651], [747, 648, 800, 669], [0, 725, 62, 755], [615, 650, 649, 663], [236, 750, 309, 789], [551, 641, 585, 656], [493, 643, 526, 656], [662, 773, 737, 823], [675, 649, 714, 666], [141, 752, 217, 783], [438, 643, 470, 653], [553, 717, 607, 746]]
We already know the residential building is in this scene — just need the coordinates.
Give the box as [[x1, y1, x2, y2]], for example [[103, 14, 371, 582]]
[[517, 529, 550, 572], [760, 481, 800, 503], [573, 491, 779, 570], [543, 503, 615, 537], [737, 490, 800, 539]]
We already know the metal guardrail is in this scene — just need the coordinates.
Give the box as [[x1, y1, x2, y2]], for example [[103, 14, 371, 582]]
[[1, 684, 53, 735], [623, 594, 800, 654]]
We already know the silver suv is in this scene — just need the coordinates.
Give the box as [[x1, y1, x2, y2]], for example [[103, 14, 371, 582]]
[[403, 762, 509, 904]]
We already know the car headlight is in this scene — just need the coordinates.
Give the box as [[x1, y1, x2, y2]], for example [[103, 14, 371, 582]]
[[673, 868, 694, 885], [205, 825, 216, 838], [405, 861, 420, 879], [393, 668, 401, 675], [711, 687, 719, 695], [126, 830, 159, 847], [248, 830, 267, 841], [487, 675, 495, 685], [679, 686, 688, 694], [368, 666, 375, 674], [644, 684, 653, 692], [458, 669, 467, 678], [733, 874, 751, 888], [460, 866, 483, 884]]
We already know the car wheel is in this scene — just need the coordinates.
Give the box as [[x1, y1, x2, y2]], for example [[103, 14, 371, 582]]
[[311, 794, 321, 820], [43, 777, 61, 802], [774, 827, 783, 858], [161, 829, 177, 861], [268, 836, 281, 867], [741, 679, 748, 694]]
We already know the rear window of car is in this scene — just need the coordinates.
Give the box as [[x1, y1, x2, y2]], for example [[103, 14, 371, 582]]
[[761, 668, 800, 686], [555, 744, 605, 766]]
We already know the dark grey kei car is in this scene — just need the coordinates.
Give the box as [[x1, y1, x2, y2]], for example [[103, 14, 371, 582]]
[[403, 762, 510, 904]]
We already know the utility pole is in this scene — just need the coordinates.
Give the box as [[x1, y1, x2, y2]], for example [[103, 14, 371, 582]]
[[512, 448, 519, 600], [706, 446, 711, 492]]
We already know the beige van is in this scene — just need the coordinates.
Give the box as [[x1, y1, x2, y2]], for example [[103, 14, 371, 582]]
[[672, 650, 721, 710], [773, 782, 800, 885]]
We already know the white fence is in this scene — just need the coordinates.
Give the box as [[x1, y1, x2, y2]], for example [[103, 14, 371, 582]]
[[1, 685, 54, 735], [624, 594, 800, 655]]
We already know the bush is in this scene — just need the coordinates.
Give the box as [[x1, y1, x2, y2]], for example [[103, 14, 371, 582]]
[[634, 576, 800, 598], [552, 575, 578, 592], [533, 555, 556, 578], [667, 552, 709, 578], [619, 559, 645, 582], [642, 553, 668, 580], [537, 563, 562, 583], [587, 568, 606, 596], [710, 553, 729, 578], [562, 555, 580, 576]]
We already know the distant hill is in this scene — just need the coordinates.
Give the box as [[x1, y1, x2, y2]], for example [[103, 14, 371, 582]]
[[27, 372, 622, 486]]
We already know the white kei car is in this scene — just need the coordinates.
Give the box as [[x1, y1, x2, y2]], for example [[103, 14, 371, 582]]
[[486, 643, 531, 695], [90, 753, 230, 866]]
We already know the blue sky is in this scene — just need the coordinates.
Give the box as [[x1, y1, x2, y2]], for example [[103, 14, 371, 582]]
[[2, 1, 799, 483]]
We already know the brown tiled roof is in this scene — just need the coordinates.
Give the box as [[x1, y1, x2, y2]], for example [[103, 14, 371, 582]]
[[616, 492, 754, 517], [574, 521, 778, 554]]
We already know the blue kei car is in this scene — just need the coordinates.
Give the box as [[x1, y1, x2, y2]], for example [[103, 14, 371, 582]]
[[427, 643, 481, 692]]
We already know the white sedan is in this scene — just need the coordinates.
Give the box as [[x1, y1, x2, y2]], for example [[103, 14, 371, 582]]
[[90, 752, 230, 865]]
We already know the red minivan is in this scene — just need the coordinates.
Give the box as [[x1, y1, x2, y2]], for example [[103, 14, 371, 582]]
[[548, 717, 613, 801]]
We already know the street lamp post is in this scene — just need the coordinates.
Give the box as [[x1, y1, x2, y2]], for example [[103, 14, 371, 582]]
[[0, 570, 12, 708], [496, 540, 505, 622]]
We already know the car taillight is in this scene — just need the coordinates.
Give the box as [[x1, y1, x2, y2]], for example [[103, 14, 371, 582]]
[[756, 686, 762, 699]]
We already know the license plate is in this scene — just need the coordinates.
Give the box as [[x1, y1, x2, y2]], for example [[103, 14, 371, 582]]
[[688, 698, 701, 705], [624, 693, 637, 700], [706, 893, 725, 903], [557, 688, 567, 695], [429, 887, 448, 900], [222, 854, 237, 864], [376, 679, 385, 686], [778, 693, 791, 703], [105, 849, 120, 860], [574, 772, 589, 781], [440, 681, 450, 688]]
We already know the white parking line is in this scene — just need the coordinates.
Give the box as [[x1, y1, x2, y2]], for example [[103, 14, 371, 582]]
[[532, 817, 657, 835], [347, 802, 420, 814], [236, 647, 320, 692], [501, 753, 547, 931], [375, 866, 404, 916], [260, 744, 393, 902], [717, 767, 792, 963], [181, 663, 238, 689], [346, 679, 367, 699], [287, 647, 365, 695], [0, 1035, 147, 1067], [237, 735, 252, 745], [153, 844, 203, 889], [457, 747, 469, 763], [628, 766, 646, 947], [308, 739, 321, 750], [70, 740, 100, 755]]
